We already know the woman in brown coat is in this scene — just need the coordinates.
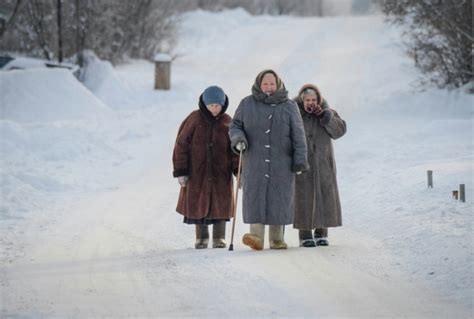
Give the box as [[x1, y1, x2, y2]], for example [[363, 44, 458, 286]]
[[293, 84, 346, 247], [173, 86, 239, 249]]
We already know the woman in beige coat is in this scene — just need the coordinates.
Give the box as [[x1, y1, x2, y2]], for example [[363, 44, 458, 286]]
[[293, 84, 346, 247]]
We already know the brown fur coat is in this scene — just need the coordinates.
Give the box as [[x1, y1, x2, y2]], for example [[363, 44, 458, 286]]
[[173, 96, 239, 220]]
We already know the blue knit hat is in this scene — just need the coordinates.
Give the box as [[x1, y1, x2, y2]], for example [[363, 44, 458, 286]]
[[202, 86, 225, 106]]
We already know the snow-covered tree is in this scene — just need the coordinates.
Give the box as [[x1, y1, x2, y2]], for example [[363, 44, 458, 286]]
[[0, 0, 179, 64], [383, 0, 473, 89]]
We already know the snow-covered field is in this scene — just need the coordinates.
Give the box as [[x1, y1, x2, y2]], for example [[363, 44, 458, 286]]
[[1, 9, 472, 318]]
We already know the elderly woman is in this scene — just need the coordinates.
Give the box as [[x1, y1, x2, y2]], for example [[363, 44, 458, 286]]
[[229, 70, 308, 250], [173, 86, 239, 249], [293, 84, 347, 247]]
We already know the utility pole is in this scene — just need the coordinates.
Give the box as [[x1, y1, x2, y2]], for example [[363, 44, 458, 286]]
[[57, 0, 63, 63]]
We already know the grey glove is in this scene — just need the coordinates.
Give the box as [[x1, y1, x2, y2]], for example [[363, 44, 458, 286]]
[[178, 176, 189, 187]]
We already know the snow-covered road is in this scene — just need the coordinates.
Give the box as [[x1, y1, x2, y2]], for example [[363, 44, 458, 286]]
[[1, 9, 472, 318], [3, 162, 466, 318]]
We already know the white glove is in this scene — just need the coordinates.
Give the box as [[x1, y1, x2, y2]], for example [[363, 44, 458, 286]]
[[236, 141, 246, 151], [178, 176, 189, 187]]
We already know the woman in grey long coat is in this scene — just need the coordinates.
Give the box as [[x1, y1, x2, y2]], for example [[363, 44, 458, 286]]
[[293, 84, 346, 247], [229, 70, 308, 250]]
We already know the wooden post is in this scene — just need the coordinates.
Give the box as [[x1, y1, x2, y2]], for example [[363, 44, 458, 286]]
[[452, 190, 459, 200], [459, 184, 465, 202], [427, 170, 433, 188], [154, 53, 171, 90]]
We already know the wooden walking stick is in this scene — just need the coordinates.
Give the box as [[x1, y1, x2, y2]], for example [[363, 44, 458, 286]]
[[229, 148, 243, 251]]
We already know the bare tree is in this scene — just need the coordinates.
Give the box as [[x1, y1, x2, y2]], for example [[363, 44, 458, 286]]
[[1, 0, 378, 65], [383, 0, 473, 89], [0, 0, 24, 38], [25, 0, 55, 60]]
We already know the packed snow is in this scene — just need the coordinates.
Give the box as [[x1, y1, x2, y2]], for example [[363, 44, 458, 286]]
[[1, 8, 472, 318]]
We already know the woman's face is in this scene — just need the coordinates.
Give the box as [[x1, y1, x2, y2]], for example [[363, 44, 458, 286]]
[[260, 73, 277, 95], [303, 93, 318, 112], [206, 103, 222, 116]]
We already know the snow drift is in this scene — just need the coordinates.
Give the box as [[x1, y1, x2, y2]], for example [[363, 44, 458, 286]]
[[0, 68, 111, 123]]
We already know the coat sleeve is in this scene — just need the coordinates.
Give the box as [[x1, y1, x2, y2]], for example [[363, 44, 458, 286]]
[[229, 99, 248, 154], [172, 113, 195, 177], [320, 107, 347, 140], [289, 102, 309, 172]]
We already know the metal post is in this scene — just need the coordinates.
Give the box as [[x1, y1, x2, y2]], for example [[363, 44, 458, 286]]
[[460, 184, 465, 202], [427, 170, 433, 188]]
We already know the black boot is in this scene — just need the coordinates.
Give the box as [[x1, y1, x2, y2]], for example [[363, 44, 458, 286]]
[[212, 221, 226, 248], [195, 225, 209, 249], [299, 230, 316, 247], [314, 228, 329, 246]]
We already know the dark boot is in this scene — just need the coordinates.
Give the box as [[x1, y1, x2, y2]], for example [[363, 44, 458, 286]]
[[212, 220, 226, 248], [314, 228, 329, 246], [299, 230, 316, 247], [195, 225, 209, 249]]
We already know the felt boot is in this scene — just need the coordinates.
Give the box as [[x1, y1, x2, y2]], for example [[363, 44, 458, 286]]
[[195, 225, 209, 249], [212, 220, 226, 248], [242, 223, 265, 250], [269, 225, 287, 249]]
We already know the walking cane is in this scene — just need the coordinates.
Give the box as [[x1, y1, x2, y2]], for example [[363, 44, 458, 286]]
[[229, 148, 243, 251]]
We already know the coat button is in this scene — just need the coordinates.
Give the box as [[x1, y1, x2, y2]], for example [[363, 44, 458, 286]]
[[265, 129, 270, 133]]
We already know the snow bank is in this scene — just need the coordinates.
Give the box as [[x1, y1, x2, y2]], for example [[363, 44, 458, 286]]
[[80, 51, 135, 109], [0, 68, 111, 123], [0, 67, 127, 219]]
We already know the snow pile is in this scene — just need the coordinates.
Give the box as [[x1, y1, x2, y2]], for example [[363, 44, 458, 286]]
[[0, 68, 111, 123], [80, 51, 135, 109], [0, 67, 128, 220]]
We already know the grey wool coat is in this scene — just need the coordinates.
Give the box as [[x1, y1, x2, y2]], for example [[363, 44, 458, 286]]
[[293, 84, 346, 230], [229, 70, 309, 225]]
